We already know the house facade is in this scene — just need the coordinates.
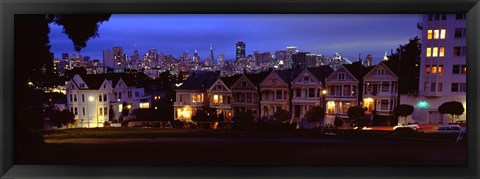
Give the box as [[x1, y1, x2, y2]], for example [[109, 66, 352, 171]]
[[362, 62, 399, 117], [325, 64, 364, 118], [291, 67, 333, 122], [173, 71, 218, 121], [259, 70, 293, 119], [66, 74, 150, 128], [230, 72, 269, 120], [206, 75, 241, 121]]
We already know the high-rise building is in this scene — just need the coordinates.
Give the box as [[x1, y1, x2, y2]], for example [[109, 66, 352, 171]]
[[112, 47, 125, 67], [148, 48, 158, 61], [236, 42, 246, 61], [218, 54, 225, 68], [402, 14, 466, 124], [292, 52, 308, 69], [103, 50, 115, 69], [306, 53, 317, 68], [286, 46, 298, 69], [62, 53, 69, 61], [210, 44, 215, 64], [193, 49, 200, 64]]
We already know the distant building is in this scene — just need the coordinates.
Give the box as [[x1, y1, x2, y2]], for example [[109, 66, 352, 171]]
[[236, 42, 246, 61]]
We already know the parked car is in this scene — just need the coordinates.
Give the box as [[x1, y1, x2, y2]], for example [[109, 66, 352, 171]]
[[393, 122, 421, 132], [437, 124, 461, 133], [449, 120, 466, 128]]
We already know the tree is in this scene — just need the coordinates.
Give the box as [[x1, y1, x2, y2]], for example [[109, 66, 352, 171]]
[[304, 106, 325, 122], [394, 104, 414, 124], [273, 109, 291, 123], [385, 36, 421, 94], [49, 109, 75, 128], [235, 111, 254, 123], [109, 105, 116, 122], [347, 106, 365, 127], [192, 107, 218, 123], [438, 101, 465, 123]]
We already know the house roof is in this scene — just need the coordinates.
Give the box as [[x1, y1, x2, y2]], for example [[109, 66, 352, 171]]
[[245, 70, 271, 85], [176, 71, 218, 91], [220, 74, 242, 88], [77, 73, 137, 89], [306, 65, 334, 84], [343, 61, 370, 81]]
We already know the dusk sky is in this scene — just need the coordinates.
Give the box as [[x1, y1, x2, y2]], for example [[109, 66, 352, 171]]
[[49, 14, 421, 62]]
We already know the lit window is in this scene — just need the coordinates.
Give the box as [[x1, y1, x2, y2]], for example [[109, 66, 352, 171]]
[[427, 30, 432, 39], [434, 30, 439, 39], [440, 29, 446, 39], [140, 102, 150, 108], [432, 47, 438, 57], [426, 48, 432, 57], [425, 66, 430, 74], [213, 95, 219, 104], [438, 65, 443, 74], [461, 65, 467, 74], [432, 66, 437, 74], [119, 104, 123, 113], [439, 47, 445, 57]]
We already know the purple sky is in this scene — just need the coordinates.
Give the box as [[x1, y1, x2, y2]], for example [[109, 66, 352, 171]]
[[49, 14, 421, 62]]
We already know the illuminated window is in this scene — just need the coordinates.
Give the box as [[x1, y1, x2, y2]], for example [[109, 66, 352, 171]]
[[432, 47, 438, 57], [438, 65, 443, 74], [439, 47, 445, 57], [434, 30, 439, 39], [219, 95, 223, 104], [425, 66, 430, 74], [426, 48, 431, 57], [461, 65, 467, 74], [427, 30, 432, 39], [119, 104, 123, 113], [213, 95, 219, 104], [140, 102, 150, 108], [440, 29, 446, 39], [431, 66, 437, 74]]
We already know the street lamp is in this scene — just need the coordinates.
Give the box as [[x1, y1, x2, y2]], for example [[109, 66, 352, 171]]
[[322, 89, 327, 109]]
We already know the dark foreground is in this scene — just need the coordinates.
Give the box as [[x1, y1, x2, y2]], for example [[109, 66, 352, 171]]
[[17, 129, 466, 166]]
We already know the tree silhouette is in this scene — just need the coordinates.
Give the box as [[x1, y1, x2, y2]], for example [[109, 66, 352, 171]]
[[304, 106, 325, 122], [347, 106, 365, 127], [273, 109, 291, 123], [385, 36, 421, 94], [438, 101, 465, 123], [394, 104, 414, 124]]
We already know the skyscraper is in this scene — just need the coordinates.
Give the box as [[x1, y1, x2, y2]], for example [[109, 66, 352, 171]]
[[236, 41, 246, 61], [403, 14, 466, 124], [112, 47, 124, 67], [286, 46, 298, 69], [210, 44, 215, 64], [292, 52, 308, 69]]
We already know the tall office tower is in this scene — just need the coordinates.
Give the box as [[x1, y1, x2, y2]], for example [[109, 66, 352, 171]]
[[286, 46, 298, 69], [131, 50, 140, 64], [181, 51, 190, 66], [103, 50, 115, 70], [217, 54, 225, 68], [306, 53, 317, 67], [364, 54, 373, 67], [275, 50, 287, 65], [193, 49, 200, 64], [292, 52, 308, 69], [236, 41, 246, 61], [112, 47, 124, 67], [406, 14, 466, 124], [210, 44, 215, 64], [148, 48, 158, 61], [253, 50, 260, 64]]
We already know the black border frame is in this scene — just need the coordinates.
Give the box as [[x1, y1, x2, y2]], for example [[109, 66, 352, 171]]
[[1, 0, 479, 178]]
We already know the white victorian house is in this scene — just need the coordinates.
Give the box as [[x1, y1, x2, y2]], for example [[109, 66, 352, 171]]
[[362, 61, 399, 118], [66, 73, 150, 128]]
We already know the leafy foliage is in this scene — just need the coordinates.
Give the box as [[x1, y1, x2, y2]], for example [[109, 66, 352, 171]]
[[49, 110, 75, 128], [438, 101, 465, 123], [385, 36, 421, 94], [394, 104, 414, 123], [192, 107, 219, 122], [347, 106, 365, 120], [304, 106, 325, 122], [273, 109, 291, 123]]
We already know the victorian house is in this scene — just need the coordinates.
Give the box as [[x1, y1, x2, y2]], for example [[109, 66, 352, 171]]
[[259, 69, 297, 119], [291, 66, 333, 122], [231, 71, 270, 120], [66, 73, 150, 128], [325, 61, 370, 118], [362, 61, 399, 118], [174, 71, 218, 121], [207, 74, 242, 121]]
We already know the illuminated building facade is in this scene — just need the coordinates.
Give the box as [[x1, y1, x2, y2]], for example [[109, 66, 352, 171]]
[[66, 74, 150, 128], [362, 61, 399, 118], [207, 75, 241, 121], [401, 14, 466, 124], [236, 41, 246, 61]]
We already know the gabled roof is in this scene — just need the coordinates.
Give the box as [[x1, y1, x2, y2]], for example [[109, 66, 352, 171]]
[[363, 61, 399, 80], [306, 65, 334, 85], [245, 70, 271, 85], [176, 71, 218, 91], [342, 61, 370, 81], [75, 73, 138, 90], [220, 74, 242, 88]]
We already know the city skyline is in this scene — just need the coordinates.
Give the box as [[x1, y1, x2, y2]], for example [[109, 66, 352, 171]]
[[49, 14, 420, 62]]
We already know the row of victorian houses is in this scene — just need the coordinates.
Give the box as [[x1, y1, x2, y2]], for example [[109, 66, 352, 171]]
[[174, 61, 400, 124]]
